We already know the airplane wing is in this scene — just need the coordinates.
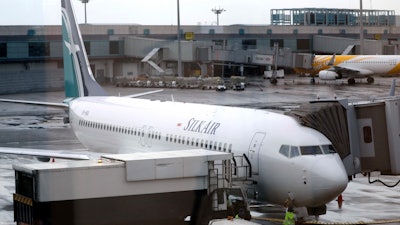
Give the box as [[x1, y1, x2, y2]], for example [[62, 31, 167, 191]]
[[0, 147, 91, 160], [332, 65, 374, 76], [123, 89, 164, 98], [0, 98, 68, 108]]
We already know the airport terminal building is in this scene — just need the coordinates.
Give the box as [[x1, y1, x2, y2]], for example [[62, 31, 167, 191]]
[[1, 8, 400, 94]]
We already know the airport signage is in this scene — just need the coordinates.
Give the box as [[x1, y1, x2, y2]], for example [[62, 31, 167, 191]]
[[184, 32, 194, 41], [253, 54, 274, 65]]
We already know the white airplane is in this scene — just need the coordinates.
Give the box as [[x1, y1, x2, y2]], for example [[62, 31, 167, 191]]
[[313, 54, 400, 85], [0, 0, 348, 216]]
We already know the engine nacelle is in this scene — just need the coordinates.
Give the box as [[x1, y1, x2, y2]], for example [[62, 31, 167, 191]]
[[318, 70, 338, 80]]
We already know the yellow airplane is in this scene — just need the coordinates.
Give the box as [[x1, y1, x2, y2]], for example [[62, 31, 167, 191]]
[[300, 54, 400, 85]]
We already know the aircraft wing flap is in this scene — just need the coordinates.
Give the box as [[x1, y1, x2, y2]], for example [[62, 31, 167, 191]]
[[333, 66, 373, 76], [0, 147, 90, 160]]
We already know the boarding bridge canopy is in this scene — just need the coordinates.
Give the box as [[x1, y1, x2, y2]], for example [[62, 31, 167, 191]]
[[287, 101, 350, 159]]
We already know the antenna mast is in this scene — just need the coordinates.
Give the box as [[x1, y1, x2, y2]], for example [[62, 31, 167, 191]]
[[211, 7, 226, 26]]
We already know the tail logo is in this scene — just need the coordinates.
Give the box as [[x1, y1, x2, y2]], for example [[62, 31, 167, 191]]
[[61, 0, 107, 98]]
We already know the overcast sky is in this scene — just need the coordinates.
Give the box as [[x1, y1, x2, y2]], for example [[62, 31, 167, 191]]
[[0, 0, 399, 26]]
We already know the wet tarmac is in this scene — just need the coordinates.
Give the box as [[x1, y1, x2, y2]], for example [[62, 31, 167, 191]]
[[1, 75, 400, 224]]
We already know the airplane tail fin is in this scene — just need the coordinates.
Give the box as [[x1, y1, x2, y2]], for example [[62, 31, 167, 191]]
[[61, 0, 108, 98]]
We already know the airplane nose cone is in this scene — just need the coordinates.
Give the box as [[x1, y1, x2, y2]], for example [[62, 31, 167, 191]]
[[310, 155, 348, 206]]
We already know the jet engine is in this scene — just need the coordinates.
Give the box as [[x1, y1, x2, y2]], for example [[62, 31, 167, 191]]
[[318, 70, 338, 80]]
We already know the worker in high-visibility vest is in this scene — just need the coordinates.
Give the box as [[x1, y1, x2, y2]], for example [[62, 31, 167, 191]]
[[283, 206, 296, 225]]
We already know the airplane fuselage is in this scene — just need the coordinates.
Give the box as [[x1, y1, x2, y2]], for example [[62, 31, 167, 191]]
[[314, 55, 400, 76], [68, 97, 348, 208]]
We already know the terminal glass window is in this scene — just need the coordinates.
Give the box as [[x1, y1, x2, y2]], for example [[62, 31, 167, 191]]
[[28, 42, 50, 57], [242, 39, 256, 50], [297, 39, 310, 51], [212, 40, 223, 46], [109, 41, 120, 55], [270, 39, 283, 48], [0, 43, 6, 57]]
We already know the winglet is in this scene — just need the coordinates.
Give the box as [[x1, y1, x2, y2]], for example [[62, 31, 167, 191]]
[[61, 0, 108, 98]]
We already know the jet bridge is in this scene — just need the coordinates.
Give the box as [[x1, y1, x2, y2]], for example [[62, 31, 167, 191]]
[[287, 97, 400, 178], [13, 149, 250, 225]]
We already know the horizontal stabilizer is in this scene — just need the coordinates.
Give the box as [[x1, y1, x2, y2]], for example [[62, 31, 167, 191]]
[[0, 98, 68, 108]]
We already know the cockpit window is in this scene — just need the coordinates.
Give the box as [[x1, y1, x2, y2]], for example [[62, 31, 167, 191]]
[[300, 146, 322, 155], [279, 144, 335, 158], [279, 145, 290, 157], [290, 146, 300, 158], [321, 145, 336, 154]]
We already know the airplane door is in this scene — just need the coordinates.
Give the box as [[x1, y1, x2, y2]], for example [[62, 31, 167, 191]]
[[247, 132, 266, 175]]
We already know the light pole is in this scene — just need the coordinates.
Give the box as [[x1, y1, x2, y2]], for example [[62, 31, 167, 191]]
[[211, 7, 226, 26], [177, 0, 182, 77], [79, 0, 89, 24], [360, 0, 364, 54]]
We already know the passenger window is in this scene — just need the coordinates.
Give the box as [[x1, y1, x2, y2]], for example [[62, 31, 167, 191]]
[[290, 146, 300, 158], [321, 145, 336, 154], [279, 145, 290, 157], [300, 146, 322, 155]]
